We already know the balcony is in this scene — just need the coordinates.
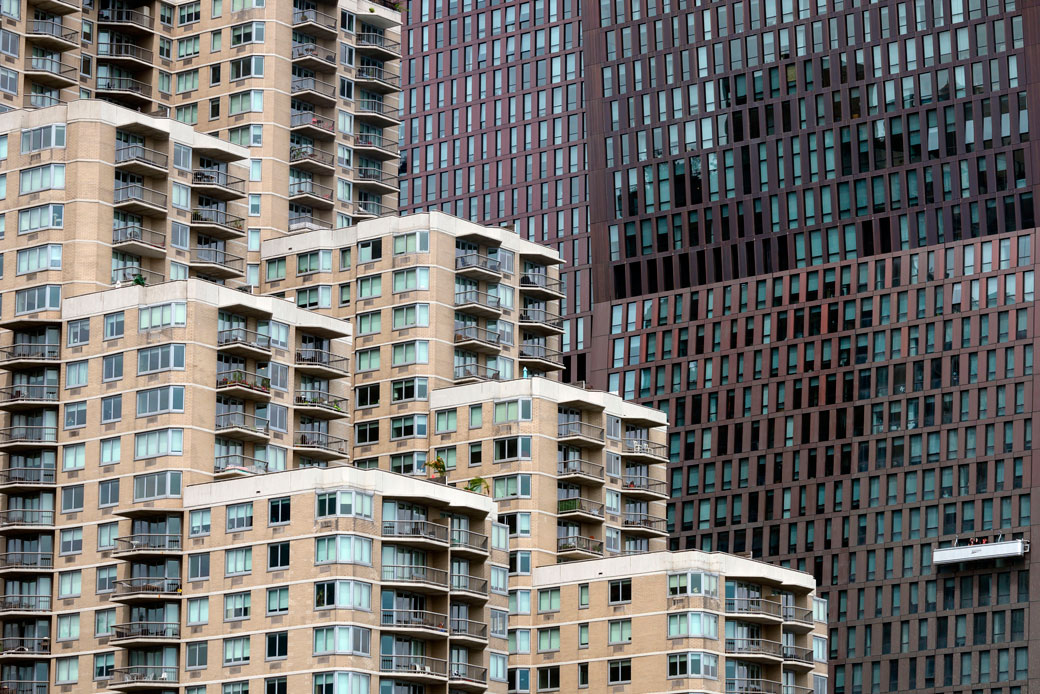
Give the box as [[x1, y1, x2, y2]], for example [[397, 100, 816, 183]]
[[115, 144, 168, 175], [355, 166, 400, 193], [111, 266, 164, 286], [111, 578, 182, 601], [293, 431, 348, 459], [621, 475, 669, 499], [289, 180, 335, 208], [295, 349, 349, 377], [558, 497, 605, 521], [189, 208, 246, 239], [449, 662, 488, 692], [96, 76, 152, 104], [380, 609, 448, 637], [27, 20, 78, 49], [291, 76, 337, 105], [557, 420, 605, 445], [0, 344, 59, 369], [24, 56, 76, 87], [22, 93, 64, 109], [622, 513, 668, 536], [289, 144, 336, 173], [450, 618, 489, 643], [519, 271, 565, 299], [191, 170, 246, 199], [0, 596, 49, 615], [453, 363, 500, 384], [932, 538, 1029, 566], [557, 459, 605, 483], [451, 528, 489, 557], [355, 64, 400, 91], [382, 564, 449, 593], [113, 534, 182, 557], [620, 437, 668, 462], [0, 510, 54, 531], [214, 454, 272, 477], [353, 131, 399, 158], [725, 638, 783, 662], [0, 552, 53, 573], [0, 681, 47, 694], [291, 42, 337, 70], [354, 199, 396, 218], [111, 666, 179, 689], [97, 41, 153, 65], [725, 597, 784, 623], [112, 622, 180, 644], [113, 184, 167, 215], [0, 385, 58, 411], [782, 605, 815, 632], [97, 7, 154, 30], [190, 248, 245, 279], [215, 412, 270, 442], [727, 679, 782, 694], [454, 290, 501, 318], [454, 326, 501, 353], [782, 644, 815, 669], [113, 226, 166, 258], [356, 32, 401, 58], [0, 468, 55, 491], [518, 307, 564, 335], [217, 328, 271, 359], [0, 637, 49, 657], [0, 427, 57, 451], [383, 520, 449, 548], [289, 215, 333, 233], [355, 98, 401, 126], [291, 110, 336, 139], [518, 342, 564, 371], [450, 574, 489, 602], [455, 253, 501, 280], [292, 7, 338, 37], [379, 655, 447, 682], [294, 390, 349, 418], [556, 535, 604, 559]]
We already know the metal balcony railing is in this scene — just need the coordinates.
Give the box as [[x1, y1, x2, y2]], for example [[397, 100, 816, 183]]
[[0, 595, 49, 612], [192, 170, 246, 194], [454, 290, 501, 310], [621, 475, 668, 495], [558, 420, 605, 440], [97, 76, 151, 96], [621, 437, 668, 459], [26, 56, 76, 79], [115, 144, 168, 168], [453, 363, 500, 381], [192, 248, 245, 271], [113, 577, 182, 596], [293, 7, 337, 31], [726, 679, 782, 694], [379, 655, 447, 677], [215, 412, 269, 435], [114, 534, 182, 553], [355, 199, 396, 217], [450, 573, 488, 595], [382, 520, 449, 543], [293, 431, 348, 453], [558, 498, 605, 517], [111, 266, 164, 285], [725, 637, 783, 657], [381, 609, 447, 631], [382, 564, 449, 588], [0, 637, 49, 654], [355, 64, 401, 87], [97, 41, 153, 61], [356, 99, 401, 118], [725, 597, 784, 619], [519, 272, 564, 293], [214, 454, 271, 475], [113, 225, 166, 249], [519, 342, 563, 364], [0, 344, 59, 362], [557, 459, 604, 479], [455, 253, 501, 273], [356, 32, 401, 53], [291, 76, 336, 98], [0, 468, 56, 486], [0, 385, 58, 404], [112, 666, 179, 685], [450, 618, 488, 639], [295, 349, 349, 373], [112, 622, 180, 639], [557, 536, 604, 553], [217, 328, 271, 352], [289, 180, 334, 201], [451, 528, 489, 553], [28, 19, 78, 43], [519, 307, 564, 329], [292, 42, 336, 64], [354, 131, 399, 153], [622, 513, 668, 532], [114, 184, 166, 208], [97, 7, 154, 28], [290, 144, 336, 167], [294, 390, 348, 412], [0, 428, 57, 446], [454, 325, 500, 346], [0, 680, 47, 694], [290, 110, 335, 133], [190, 208, 246, 232], [0, 552, 53, 570]]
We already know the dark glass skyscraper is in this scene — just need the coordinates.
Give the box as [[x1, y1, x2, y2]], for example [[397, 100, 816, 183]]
[[403, 0, 1038, 691]]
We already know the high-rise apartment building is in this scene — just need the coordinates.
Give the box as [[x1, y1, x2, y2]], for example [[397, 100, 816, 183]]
[[396, 0, 594, 382], [581, 1, 1037, 694]]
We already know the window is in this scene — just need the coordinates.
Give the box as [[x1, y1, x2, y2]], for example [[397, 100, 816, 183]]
[[315, 490, 373, 518], [229, 89, 263, 114], [186, 642, 207, 670], [178, 1, 200, 24], [537, 627, 560, 652], [188, 553, 210, 580], [392, 230, 429, 254], [391, 340, 429, 365], [136, 385, 184, 416], [231, 21, 264, 45], [609, 579, 632, 603], [187, 597, 209, 625], [226, 502, 253, 531], [16, 244, 62, 274], [268, 542, 289, 570], [314, 534, 373, 565], [224, 592, 251, 620], [435, 409, 457, 433], [266, 631, 287, 660], [97, 523, 117, 550], [313, 625, 371, 655], [95, 609, 115, 636], [392, 303, 430, 329], [390, 414, 427, 439], [392, 378, 427, 402], [59, 528, 82, 555], [358, 239, 381, 262], [104, 312, 124, 339], [20, 125, 65, 153], [493, 474, 532, 500], [65, 360, 88, 388], [62, 443, 85, 471], [56, 657, 78, 684], [64, 401, 86, 429], [537, 666, 560, 691], [608, 660, 631, 685], [18, 204, 63, 233], [100, 437, 120, 464], [267, 586, 289, 615], [225, 548, 252, 575], [190, 509, 211, 536], [224, 636, 250, 665], [266, 258, 286, 280], [314, 579, 372, 610], [494, 399, 532, 422], [494, 436, 532, 461], [134, 430, 184, 460], [139, 303, 187, 330], [538, 588, 560, 612], [61, 484, 84, 512], [67, 319, 89, 345], [98, 479, 119, 507], [269, 497, 290, 524], [356, 310, 381, 335], [357, 274, 381, 298], [102, 355, 122, 382], [667, 652, 719, 678], [393, 267, 430, 292], [59, 570, 81, 597], [94, 565, 116, 593], [608, 619, 633, 643], [16, 285, 60, 314]]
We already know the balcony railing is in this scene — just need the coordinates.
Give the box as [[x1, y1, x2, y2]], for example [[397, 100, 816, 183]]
[[112, 622, 180, 639], [0, 344, 59, 362], [622, 513, 668, 532], [782, 644, 815, 664], [356, 32, 402, 53], [355, 64, 401, 87], [294, 431, 348, 453], [0, 552, 53, 570], [291, 110, 335, 133], [449, 662, 488, 683], [454, 325, 500, 346], [289, 215, 333, 232], [114, 534, 182, 553], [356, 99, 401, 118], [218, 328, 271, 352], [0, 510, 53, 527], [192, 248, 245, 271], [293, 7, 337, 31], [782, 605, 815, 625], [558, 497, 604, 517], [294, 390, 348, 412], [622, 475, 668, 495], [113, 577, 182, 596], [450, 573, 488, 595], [296, 349, 349, 373], [114, 184, 167, 208], [111, 266, 164, 285], [291, 76, 336, 98], [450, 618, 488, 640], [115, 144, 168, 168], [725, 638, 783, 657], [726, 679, 782, 694], [519, 342, 563, 364], [621, 437, 668, 459], [97, 41, 153, 61], [451, 528, 489, 553], [217, 370, 270, 394], [113, 225, 166, 250], [383, 520, 449, 543], [354, 132, 399, 153], [97, 76, 151, 96], [29, 19, 78, 43], [557, 536, 604, 554], [0, 427, 57, 446], [558, 420, 605, 441], [0, 385, 58, 404], [455, 253, 501, 273], [519, 272, 564, 293], [453, 363, 500, 381], [192, 170, 246, 194], [381, 609, 447, 631], [380, 655, 447, 678], [289, 180, 334, 202], [0, 681, 47, 694], [557, 459, 604, 479], [26, 56, 76, 79], [519, 307, 563, 329], [0, 637, 49, 654], [356, 166, 398, 185], [290, 144, 336, 167], [97, 7, 154, 28], [112, 667, 179, 685], [382, 564, 449, 588], [214, 454, 271, 475], [725, 597, 784, 619], [191, 208, 246, 232], [454, 290, 500, 310], [356, 199, 396, 217], [0, 468, 56, 486], [0, 595, 50, 612], [215, 412, 269, 435]]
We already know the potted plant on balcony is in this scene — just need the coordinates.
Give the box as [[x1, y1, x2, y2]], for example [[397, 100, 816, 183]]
[[427, 456, 447, 484], [466, 476, 489, 495]]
